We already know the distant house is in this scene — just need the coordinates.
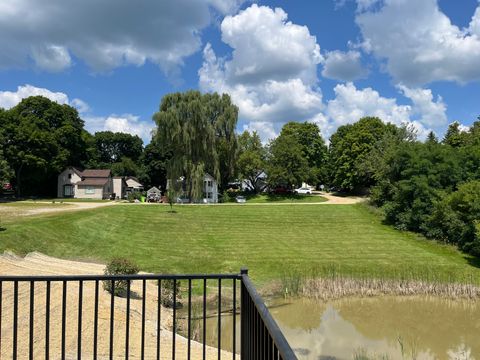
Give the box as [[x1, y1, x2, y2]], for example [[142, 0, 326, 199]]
[[203, 173, 218, 203], [112, 176, 144, 200], [147, 186, 162, 202], [113, 177, 128, 199], [125, 177, 144, 193], [147, 186, 161, 197], [58, 167, 113, 199], [166, 173, 218, 203]]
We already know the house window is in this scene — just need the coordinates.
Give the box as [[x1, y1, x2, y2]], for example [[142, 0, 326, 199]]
[[207, 192, 212, 199], [205, 180, 212, 187], [68, 173, 72, 179], [63, 185, 73, 197], [85, 186, 95, 194]]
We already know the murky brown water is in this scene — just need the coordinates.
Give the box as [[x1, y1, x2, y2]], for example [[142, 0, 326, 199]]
[[200, 296, 480, 359]]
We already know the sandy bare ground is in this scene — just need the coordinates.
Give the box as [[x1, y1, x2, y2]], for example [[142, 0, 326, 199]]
[[0, 252, 232, 359], [318, 193, 365, 205]]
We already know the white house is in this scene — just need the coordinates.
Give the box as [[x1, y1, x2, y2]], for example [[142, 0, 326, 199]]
[[125, 177, 144, 193], [166, 173, 218, 203], [58, 167, 113, 199], [203, 173, 218, 203]]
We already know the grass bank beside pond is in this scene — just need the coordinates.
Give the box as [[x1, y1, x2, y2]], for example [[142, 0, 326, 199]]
[[0, 203, 479, 286]]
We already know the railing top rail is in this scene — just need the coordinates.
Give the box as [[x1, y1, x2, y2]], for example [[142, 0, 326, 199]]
[[0, 273, 242, 282], [241, 269, 298, 360]]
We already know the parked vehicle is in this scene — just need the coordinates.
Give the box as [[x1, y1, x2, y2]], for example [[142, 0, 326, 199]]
[[235, 195, 246, 203], [294, 187, 311, 195], [176, 196, 190, 204]]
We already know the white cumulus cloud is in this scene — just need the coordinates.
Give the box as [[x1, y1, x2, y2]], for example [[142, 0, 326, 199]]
[[355, 0, 480, 85], [0, 85, 69, 109], [322, 50, 368, 81], [323, 82, 447, 139], [0, 0, 245, 73], [199, 4, 324, 140], [85, 114, 154, 142]]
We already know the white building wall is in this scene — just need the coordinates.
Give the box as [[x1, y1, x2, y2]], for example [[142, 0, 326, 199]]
[[203, 175, 218, 203], [75, 185, 104, 199], [57, 169, 81, 198], [113, 178, 124, 199]]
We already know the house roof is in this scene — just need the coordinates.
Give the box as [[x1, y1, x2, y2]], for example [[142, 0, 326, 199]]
[[147, 186, 161, 193], [81, 169, 111, 178], [69, 167, 83, 176], [76, 178, 109, 186]]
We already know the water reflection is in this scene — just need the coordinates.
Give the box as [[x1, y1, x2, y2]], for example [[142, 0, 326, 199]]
[[204, 296, 480, 359]]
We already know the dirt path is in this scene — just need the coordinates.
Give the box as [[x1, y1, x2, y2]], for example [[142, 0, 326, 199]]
[[0, 252, 233, 359], [319, 193, 365, 205]]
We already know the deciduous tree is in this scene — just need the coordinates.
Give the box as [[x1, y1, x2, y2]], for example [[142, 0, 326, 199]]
[[153, 91, 238, 200]]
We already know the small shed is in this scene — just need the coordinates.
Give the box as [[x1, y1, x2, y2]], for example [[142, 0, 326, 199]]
[[147, 186, 162, 202]]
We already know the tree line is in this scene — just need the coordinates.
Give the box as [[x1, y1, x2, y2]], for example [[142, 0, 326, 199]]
[[1, 91, 479, 257], [0, 96, 168, 196]]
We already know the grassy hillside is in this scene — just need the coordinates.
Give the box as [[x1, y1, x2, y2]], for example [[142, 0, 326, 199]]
[[1, 203, 479, 284]]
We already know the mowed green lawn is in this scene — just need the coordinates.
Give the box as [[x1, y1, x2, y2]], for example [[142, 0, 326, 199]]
[[1, 203, 479, 284]]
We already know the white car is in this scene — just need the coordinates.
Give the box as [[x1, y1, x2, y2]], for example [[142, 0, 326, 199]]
[[235, 195, 247, 203], [294, 187, 311, 195]]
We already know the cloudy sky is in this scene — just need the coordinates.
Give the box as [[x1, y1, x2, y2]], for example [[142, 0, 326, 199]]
[[1, 0, 479, 143]]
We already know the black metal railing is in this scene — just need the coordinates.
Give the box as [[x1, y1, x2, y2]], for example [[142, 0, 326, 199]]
[[0, 269, 296, 360]]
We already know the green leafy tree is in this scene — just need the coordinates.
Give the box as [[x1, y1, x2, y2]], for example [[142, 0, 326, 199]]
[[0, 120, 13, 185], [153, 91, 238, 200], [278, 122, 328, 185], [140, 137, 170, 190], [93, 131, 143, 164], [426, 131, 438, 144], [428, 180, 480, 255], [110, 157, 142, 177], [328, 117, 398, 192], [442, 122, 468, 147], [0, 96, 87, 196], [237, 131, 266, 193], [266, 135, 309, 188]]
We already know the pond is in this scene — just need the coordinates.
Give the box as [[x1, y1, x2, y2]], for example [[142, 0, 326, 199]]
[[200, 296, 480, 359]]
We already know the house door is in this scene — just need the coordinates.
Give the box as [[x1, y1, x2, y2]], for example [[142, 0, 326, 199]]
[[63, 184, 73, 197]]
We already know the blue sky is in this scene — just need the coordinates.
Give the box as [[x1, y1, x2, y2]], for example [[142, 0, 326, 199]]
[[1, 0, 479, 143]]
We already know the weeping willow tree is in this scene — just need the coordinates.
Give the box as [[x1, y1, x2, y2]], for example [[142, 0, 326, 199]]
[[154, 91, 238, 200]]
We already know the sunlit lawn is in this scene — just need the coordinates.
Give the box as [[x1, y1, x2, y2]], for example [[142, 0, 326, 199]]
[[1, 203, 479, 285]]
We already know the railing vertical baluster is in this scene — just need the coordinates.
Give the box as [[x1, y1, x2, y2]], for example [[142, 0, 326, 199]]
[[240, 279, 245, 360], [187, 279, 191, 360], [78, 280, 83, 360], [267, 335, 272, 359], [218, 278, 222, 360], [29, 281, 34, 360], [125, 280, 130, 360], [61, 280, 67, 360], [0, 281, 2, 357], [141, 279, 146, 360], [110, 280, 115, 360], [45, 281, 50, 360], [93, 280, 99, 360], [13, 281, 18, 360], [232, 278, 236, 359], [253, 308, 257, 360], [157, 279, 161, 360], [203, 278, 207, 360], [172, 279, 177, 360]]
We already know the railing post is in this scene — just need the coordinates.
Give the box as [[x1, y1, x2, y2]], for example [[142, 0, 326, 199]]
[[240, 268, 248, 360]]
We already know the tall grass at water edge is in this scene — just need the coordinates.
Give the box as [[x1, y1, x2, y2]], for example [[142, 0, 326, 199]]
[[279, 264, 480, 300]]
